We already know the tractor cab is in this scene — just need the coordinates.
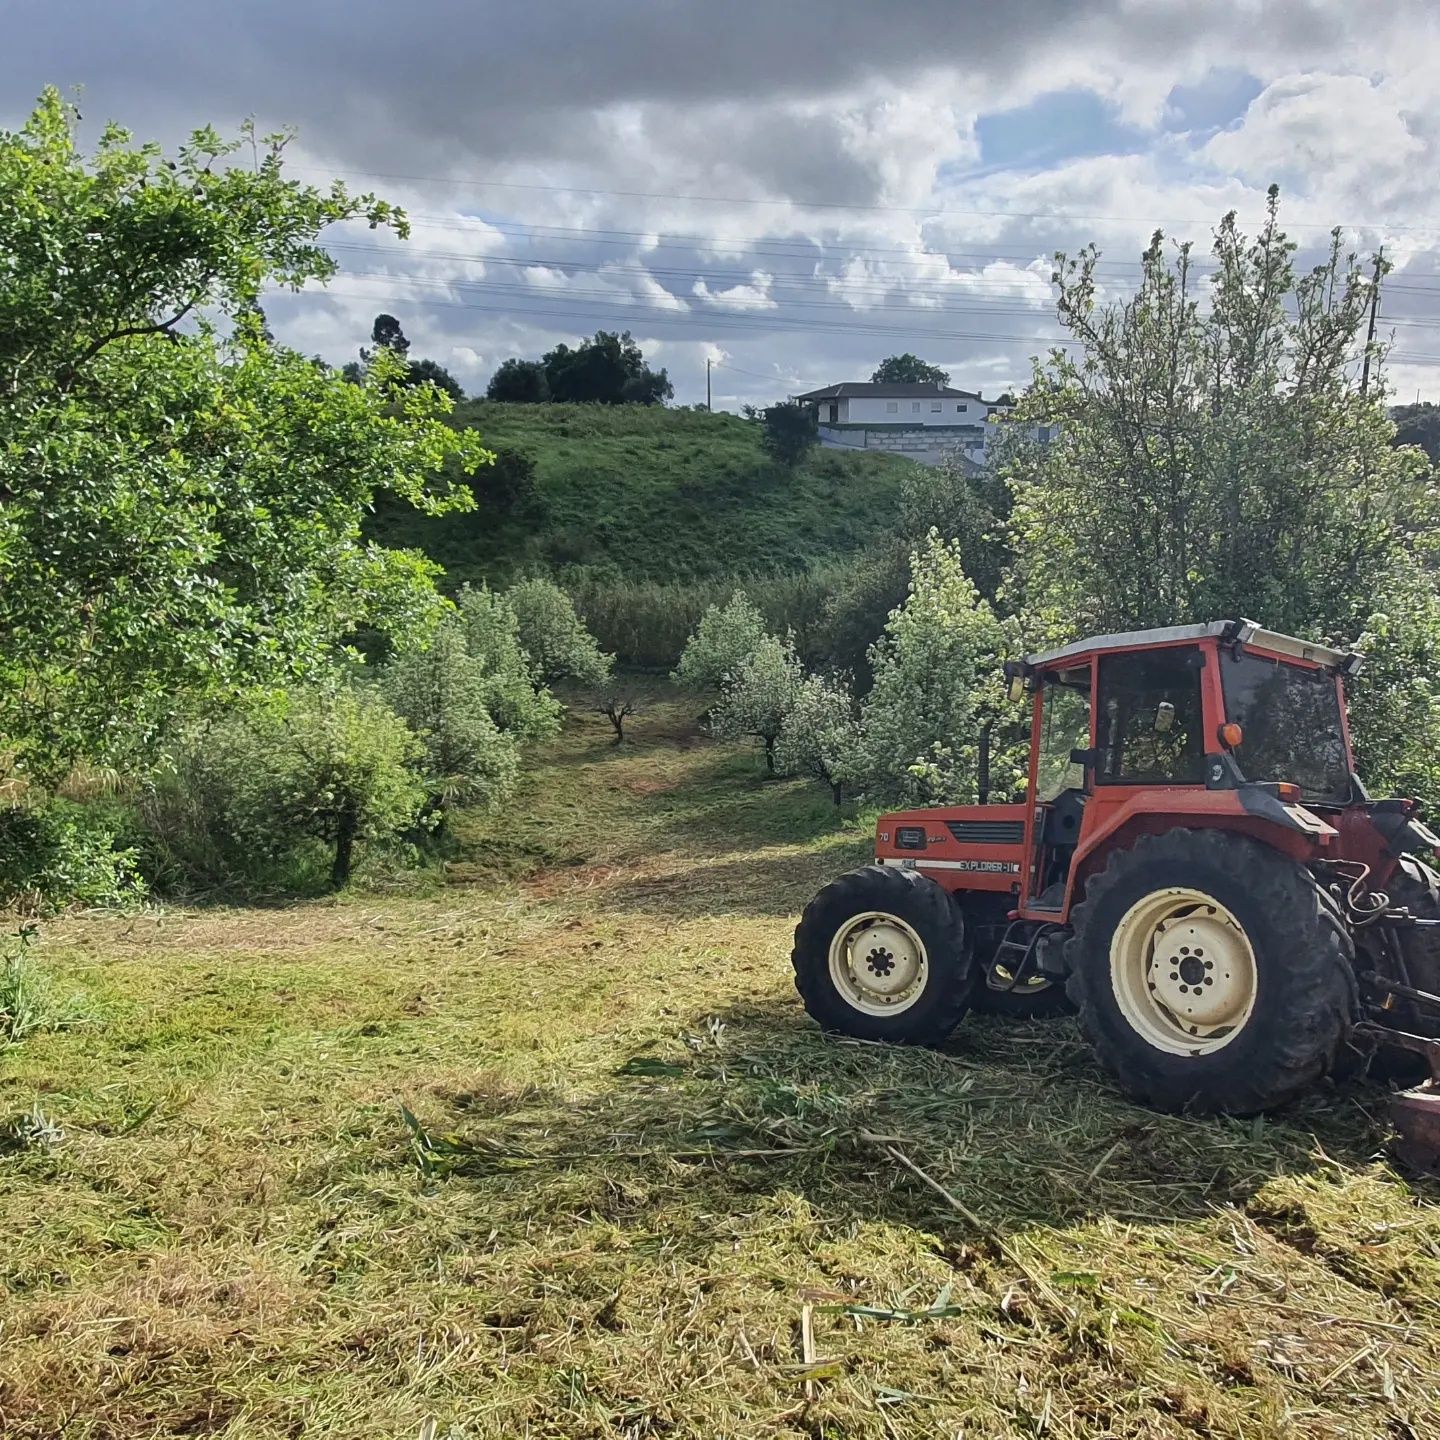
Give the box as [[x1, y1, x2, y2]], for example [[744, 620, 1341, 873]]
[[1010, 619, 1360, 924]]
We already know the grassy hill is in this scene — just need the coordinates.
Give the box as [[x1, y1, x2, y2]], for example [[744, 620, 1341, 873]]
[[368, 401, 915, 588], [6, 691, 1437, 1437]]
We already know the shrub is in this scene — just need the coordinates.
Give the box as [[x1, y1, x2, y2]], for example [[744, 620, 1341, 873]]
[[453, 586, 563, 741], [859, 531, 1022, 805], [143, 686, 428, 893], [506, 577, 614, 688], [379, 622, 522, 812], [761, 401, 819, 467], [709, 634, 805, 773], [0, 801, 145, 915], [776, 673, 864, 805], [673, 592, 771, 691]]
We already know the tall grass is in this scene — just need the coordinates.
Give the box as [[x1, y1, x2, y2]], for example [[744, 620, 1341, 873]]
[[566, 562, 859, 670]]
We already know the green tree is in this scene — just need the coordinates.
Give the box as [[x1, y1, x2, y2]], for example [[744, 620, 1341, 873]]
[[378, 622, 522, 813], [370, 313, 410, 358], [761, 401, 819, 467], [542, 331, 672, 405], [1391, 401, 1440, 465], [407, 356, 465, 402], [486, 358, 551, 403], [673, 592, 770, 691], [859, 532, 1021, 805], [452, 586, 563, 741], [871, 354, 950, 386], [709, 634, 805, 773], [506, 578, 613, 688], [775, 672, 863, 804], [0, 90, 487, 783]]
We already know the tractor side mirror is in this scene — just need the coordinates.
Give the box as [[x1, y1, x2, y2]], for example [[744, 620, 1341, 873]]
[[1154, 700, 1176, 733], [1008, 674, 1026, 704]]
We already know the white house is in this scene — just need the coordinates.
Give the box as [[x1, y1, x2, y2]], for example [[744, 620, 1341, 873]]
[[792, 380, 1037, 467]]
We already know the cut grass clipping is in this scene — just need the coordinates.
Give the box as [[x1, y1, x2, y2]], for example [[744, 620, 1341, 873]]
[[1, 690, 1438, 1438]]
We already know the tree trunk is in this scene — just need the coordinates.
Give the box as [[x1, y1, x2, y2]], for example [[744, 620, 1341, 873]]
[[331, 805, 357, 889], [763, 734, 776, 773], [831, 781, 843, 807]]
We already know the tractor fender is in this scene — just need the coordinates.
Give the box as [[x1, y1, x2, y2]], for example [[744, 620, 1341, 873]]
[[1061, 784, 1336, 919]]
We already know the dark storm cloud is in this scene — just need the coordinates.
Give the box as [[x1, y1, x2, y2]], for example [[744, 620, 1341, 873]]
[[0, 0, 1373, 179]]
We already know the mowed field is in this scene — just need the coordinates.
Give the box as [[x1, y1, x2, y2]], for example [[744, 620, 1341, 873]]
[[2, 693, 1438, 1439]]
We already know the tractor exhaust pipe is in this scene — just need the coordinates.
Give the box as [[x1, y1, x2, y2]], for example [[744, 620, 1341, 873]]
[[978, 718, 993, 806]]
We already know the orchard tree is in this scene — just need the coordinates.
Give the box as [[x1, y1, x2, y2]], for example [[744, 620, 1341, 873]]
[[860, 532, 1022, 805], [0, 90, 488, 782], [505, 577, 614, 688], [761, 401, 819, 467], [486, 357, 551, 403], [872, 354, 950, 387], [776, 673, 863, 805], [379, 622, 521, 814], [452, 586, 563, 742], [673, 592, 770, 691], [709, 634, 805, 773]]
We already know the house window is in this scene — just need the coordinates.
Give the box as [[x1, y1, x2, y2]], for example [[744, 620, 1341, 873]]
[[956, 403, 968, 413], [912, 401, 921, 413], [886, 401, 898, 413], [931, 401, 942, 412]]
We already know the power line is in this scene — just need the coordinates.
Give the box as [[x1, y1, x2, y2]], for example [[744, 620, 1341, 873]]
[[299, 163, 1440, 236]]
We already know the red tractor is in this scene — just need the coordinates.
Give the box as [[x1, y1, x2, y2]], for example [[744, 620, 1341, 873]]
[[792, 621, 1440, 1163]]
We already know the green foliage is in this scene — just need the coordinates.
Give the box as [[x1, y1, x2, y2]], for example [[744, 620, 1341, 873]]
[[709, 634, 806, 774], [378, 623, 522, 811], [540, 330, 672, 405], [0, 926, 87, 1048], [486, 358, 551, 403], [145, 687, 427, 892], [406, 357, 465, 402], [900, 457, 1012, 603], [761, 401, 819, 467], [775, 673, 863, 804], [860, 532, 1021, 805], [452, 587, 563, 741], [871, 354, 950, 386], [505, 577, 613, 688], [465, 449, 543, 521], [0, 802, 145, 915], [568, 567, 845, 672], [1391, 401, 1440, 465], [1004, 190, 1428, 645], [673, 592, 771, 691], [0, 90, 487, 783]]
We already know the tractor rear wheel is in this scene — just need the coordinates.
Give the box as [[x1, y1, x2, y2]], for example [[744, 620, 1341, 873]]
[[792, 864, 975, 1044], [1383, 854, 1440, 1037], [1065, 830, 1355, 1114]]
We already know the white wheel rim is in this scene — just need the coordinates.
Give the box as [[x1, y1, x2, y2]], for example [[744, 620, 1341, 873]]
[[1110, 887, 1258, 1056], [828, 911, 929, 1016], [988, 962, 1052, 994]]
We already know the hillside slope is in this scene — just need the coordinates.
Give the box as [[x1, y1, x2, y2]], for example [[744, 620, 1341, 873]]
[[367, 401, 914, 587]]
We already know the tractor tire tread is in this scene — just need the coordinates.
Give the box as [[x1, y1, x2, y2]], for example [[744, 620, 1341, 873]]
[[1064, 829, 1354, 1115]]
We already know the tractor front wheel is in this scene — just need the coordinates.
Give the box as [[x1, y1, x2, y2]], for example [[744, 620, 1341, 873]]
[[792, 865, 975, 1044], [1066, 830, 1355, 1114]]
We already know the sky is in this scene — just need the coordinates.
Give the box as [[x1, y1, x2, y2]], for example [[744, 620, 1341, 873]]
[[5, 1, 1440, 409]]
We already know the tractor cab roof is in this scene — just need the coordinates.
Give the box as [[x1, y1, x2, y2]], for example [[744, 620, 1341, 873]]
[[1023, 620, 1359, 674]]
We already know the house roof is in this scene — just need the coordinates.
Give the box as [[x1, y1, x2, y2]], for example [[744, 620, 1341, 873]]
[[794, 381, 983, 402]]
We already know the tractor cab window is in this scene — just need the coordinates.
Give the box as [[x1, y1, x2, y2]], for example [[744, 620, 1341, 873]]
[[1221, 651, 1349, 803], [1036, 669, 1091, 801], [1096, 647, 1205, 785]]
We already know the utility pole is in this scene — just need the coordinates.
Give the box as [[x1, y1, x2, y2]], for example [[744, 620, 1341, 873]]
[[1361, 245, 1384, 399], [706, 357, 712, 411]]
